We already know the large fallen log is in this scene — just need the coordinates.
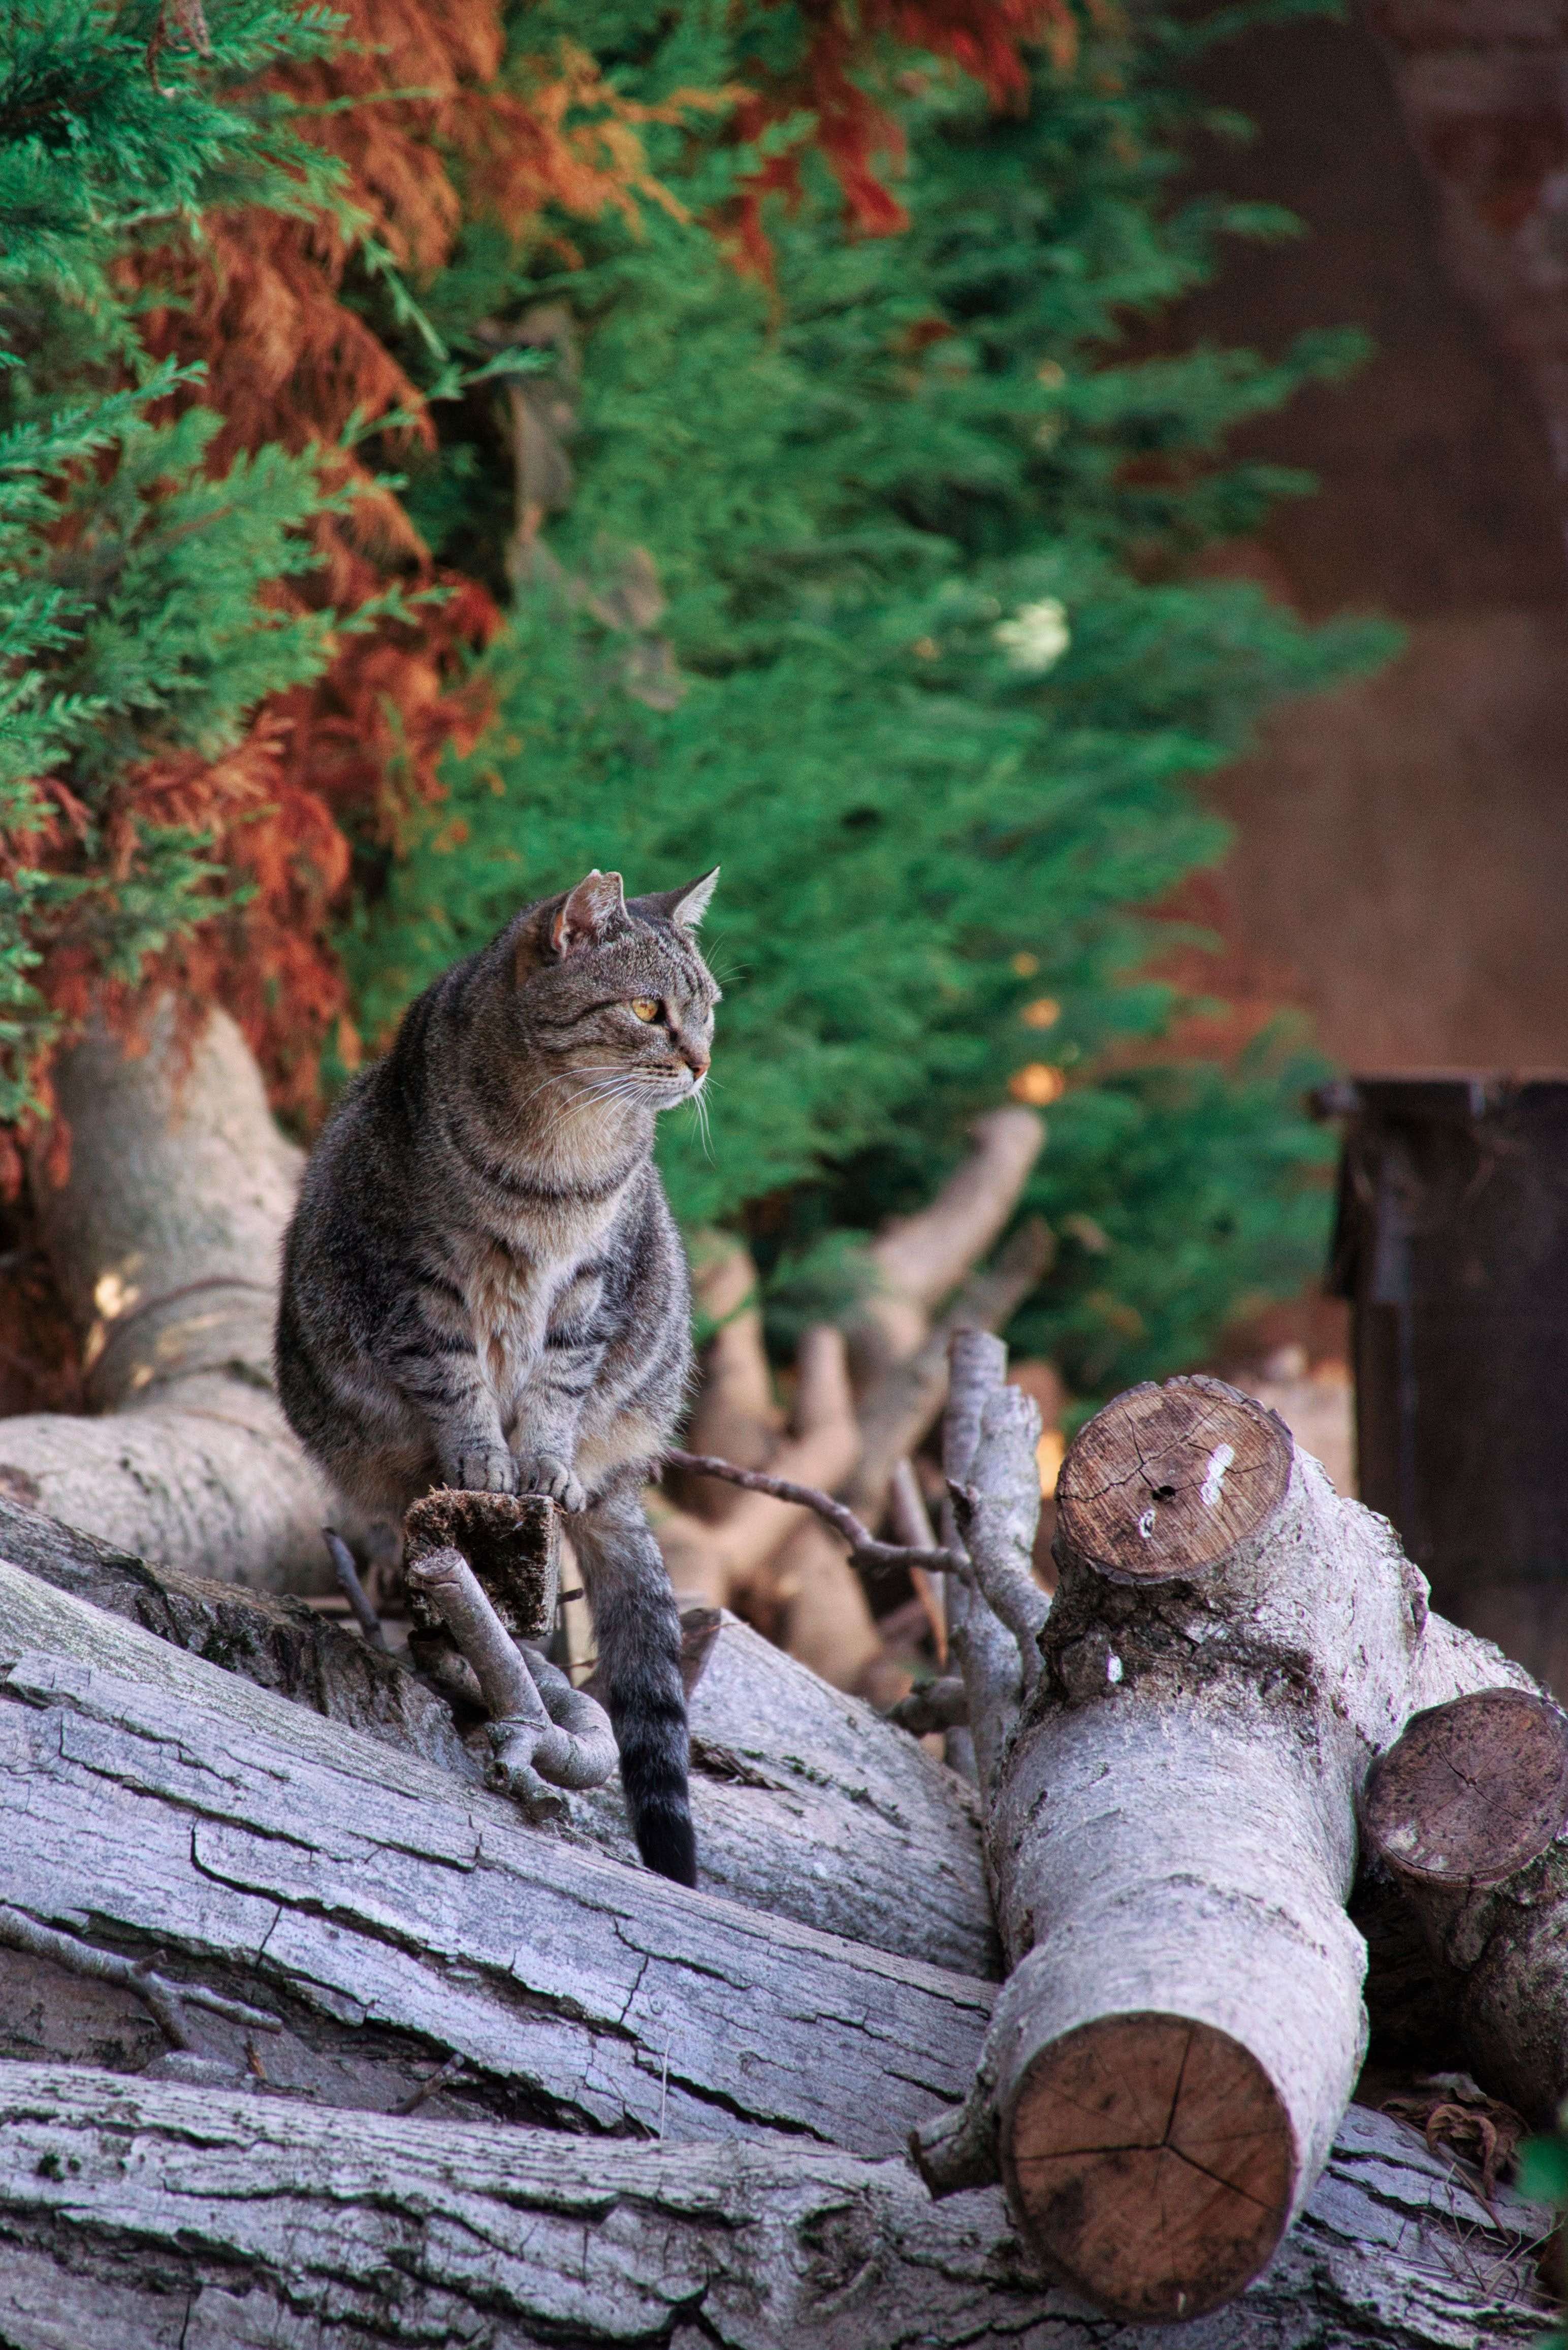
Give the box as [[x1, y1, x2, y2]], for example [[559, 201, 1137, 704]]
[[0, 1495, 997, 1976], [0, 1555, 990, 2147], [0, 1005, 329, 1588], [0, 2070, 1546, 2350], [913, 1366, 1545, 2325], [0, 1492, 478, 1776]]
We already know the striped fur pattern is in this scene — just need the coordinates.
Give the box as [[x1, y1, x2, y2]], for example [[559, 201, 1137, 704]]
[[275, 867, 719, 1884]]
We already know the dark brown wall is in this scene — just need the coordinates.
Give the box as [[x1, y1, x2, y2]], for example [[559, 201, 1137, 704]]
[[1174, 4, 1568, 1073]]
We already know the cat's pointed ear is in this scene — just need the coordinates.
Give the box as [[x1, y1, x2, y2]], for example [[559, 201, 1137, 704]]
[[550, 869, 626, 958], [648, 866, 719, 932]]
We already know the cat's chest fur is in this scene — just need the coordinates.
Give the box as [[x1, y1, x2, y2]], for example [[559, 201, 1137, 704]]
[[449, 1195, 617, 1396]]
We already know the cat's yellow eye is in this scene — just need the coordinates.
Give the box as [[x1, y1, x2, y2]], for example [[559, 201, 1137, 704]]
[[630, 998, 661, 1023]]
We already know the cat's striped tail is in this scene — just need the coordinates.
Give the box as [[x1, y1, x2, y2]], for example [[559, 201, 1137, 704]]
[[577, 1492, 697, 1887]]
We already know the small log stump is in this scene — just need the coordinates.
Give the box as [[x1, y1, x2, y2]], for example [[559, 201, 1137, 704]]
[[1362, 1686, 1568, 2121]]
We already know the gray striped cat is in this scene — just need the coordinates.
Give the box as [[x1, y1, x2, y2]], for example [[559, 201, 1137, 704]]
[[275, 866, 719, 1884]]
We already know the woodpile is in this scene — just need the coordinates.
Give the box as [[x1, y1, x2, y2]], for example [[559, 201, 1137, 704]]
[[0, 1012, 1559, 2345]]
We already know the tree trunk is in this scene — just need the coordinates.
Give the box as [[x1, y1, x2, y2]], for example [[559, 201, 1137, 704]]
[[915, 1366, 1546, 2326], [1362, 1684, 1568, 2123], [0, 1554, 990, 2149], [0, 2070, 1546, 2350], [0, 1004, 328, 1589]]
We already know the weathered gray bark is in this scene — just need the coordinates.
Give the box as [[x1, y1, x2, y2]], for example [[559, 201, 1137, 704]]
[[0, 1493, 997, 1977], [939, 1330, 1029, 1809], [914, 1369, 1546, 2326], [0, 1492, 479, 1775], [670, 1611, 997, 1979], [0, 1004, 330, 1588], [0, 2072, 1545, 2350], [0, 1556, 990, 2147]]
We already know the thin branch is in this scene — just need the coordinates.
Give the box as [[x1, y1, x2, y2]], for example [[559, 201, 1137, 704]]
[[660, 1448, 965, 1577], [323, 1528, 388, 1650], [0, 1904, 282, 2052]]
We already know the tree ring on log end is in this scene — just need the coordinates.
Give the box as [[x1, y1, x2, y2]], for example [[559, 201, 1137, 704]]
[[1055, 1376, 1293, 1587], [1362, 1688, 1568, 1889], [403, 1490, 558, 1642], [1003, 2011, 1294, 2322]]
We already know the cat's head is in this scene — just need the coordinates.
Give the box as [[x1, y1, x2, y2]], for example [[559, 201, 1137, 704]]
[[508, 868, 720, 1111]]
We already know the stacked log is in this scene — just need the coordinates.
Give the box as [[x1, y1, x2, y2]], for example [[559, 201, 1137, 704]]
[[0, 2073, 1546, 2350], [0, 1496, 997, 1978], [0, 1363, 1555, 2343], [915, 1363, 1552, 2324], [0, 1002, 1554, 2345]]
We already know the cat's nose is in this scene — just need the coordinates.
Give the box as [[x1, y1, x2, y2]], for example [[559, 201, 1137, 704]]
[[681, 1044, 710, 1078]]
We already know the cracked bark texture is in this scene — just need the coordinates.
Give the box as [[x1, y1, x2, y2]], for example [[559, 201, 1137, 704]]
[[0, 1556, 990, 2148], [0, 1499, 996, 1977], [0, 2075, 1546, 2350], [0, 1005, 330, 1589]]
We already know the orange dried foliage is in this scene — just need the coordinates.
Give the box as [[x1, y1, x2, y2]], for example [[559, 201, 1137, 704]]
[[111, 6, 708, 1120], [51, 1, 1060, 1133], [729, 0, 1077, 270]]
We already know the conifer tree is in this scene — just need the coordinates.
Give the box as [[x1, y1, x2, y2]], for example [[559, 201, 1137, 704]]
[[345, 0, 1394, 1397], [0, 0, 346, 1166]]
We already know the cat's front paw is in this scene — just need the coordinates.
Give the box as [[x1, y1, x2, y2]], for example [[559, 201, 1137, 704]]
[[445, 1442, 520, 1495], [516, 1453, 587, 1515]]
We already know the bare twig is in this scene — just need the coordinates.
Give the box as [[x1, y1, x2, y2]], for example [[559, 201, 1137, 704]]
[[322, 1527, 388, 1650], [395, 2052, 467, 2116], [889, 1459, 946, 1661], [661, 1449, 963, 1578], [0, 1904, 281, 2052]]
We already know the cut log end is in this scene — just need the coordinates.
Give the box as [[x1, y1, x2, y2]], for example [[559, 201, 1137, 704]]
[[1055, 1376, 1292, 1587], [1002, 2013, 1295, 2324], [402, 1490, 558, 1641], [1363, 1687, 1568, 1888]]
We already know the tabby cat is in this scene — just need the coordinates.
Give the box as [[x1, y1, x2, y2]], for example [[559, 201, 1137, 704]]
[[275, 866, 719, 1884]]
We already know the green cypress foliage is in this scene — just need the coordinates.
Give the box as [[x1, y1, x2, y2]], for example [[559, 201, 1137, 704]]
[[0, 0, 344, 1121], [345, 2, 1394, 1399]]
